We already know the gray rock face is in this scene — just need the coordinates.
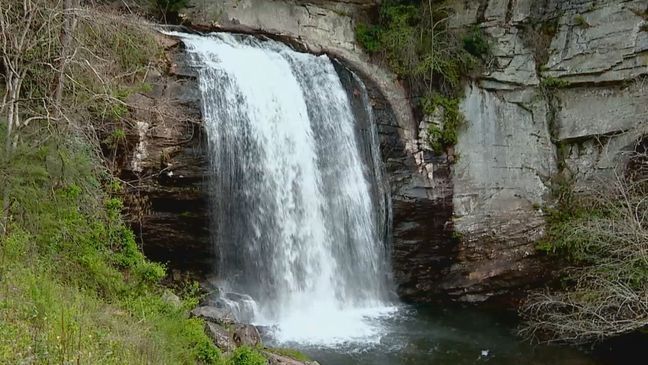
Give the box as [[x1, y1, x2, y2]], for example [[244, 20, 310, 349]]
[[232, 324, 262, 347], [439, 0, 648, 301], [263, 351, 320, 365], [543, 0, 647, 84], [191, 306, 237, 326], [205, 322, 237, 353]]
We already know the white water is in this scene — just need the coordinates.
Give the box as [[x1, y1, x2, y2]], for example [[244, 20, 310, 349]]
[[168, 31, 396, 345]]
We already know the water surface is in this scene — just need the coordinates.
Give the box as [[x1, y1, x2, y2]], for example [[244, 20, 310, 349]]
[[265, 305, 603, 365]]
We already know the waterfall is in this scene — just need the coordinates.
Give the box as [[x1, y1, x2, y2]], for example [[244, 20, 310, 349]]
[[168, 31, 395, 344]]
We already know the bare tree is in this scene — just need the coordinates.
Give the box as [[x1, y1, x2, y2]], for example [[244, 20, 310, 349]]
[[0, 0, 70, 234], [520, 148, 648, 344], [53, 0, 79, 116]]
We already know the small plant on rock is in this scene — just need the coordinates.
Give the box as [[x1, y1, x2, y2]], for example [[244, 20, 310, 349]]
[[423, 95, 464, 155], [462, 25, 491, 60], [574, 15, 590, 28], [541, 77, 570, 89]]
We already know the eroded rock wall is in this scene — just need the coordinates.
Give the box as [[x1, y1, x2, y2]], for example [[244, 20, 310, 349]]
[[439, 0, 648, 301], [132, 0, 647, 303], [121, 36, 213, 277]]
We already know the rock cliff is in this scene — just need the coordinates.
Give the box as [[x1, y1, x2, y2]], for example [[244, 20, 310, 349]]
[[126, 0, 647, 302], [120, 36, 213, 277], [445, 0, 647, 301]]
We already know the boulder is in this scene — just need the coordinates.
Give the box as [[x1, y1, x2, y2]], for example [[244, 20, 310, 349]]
[[205, 322, 237, 353], [263, 351, 320, 365], [232, 324, 262, 347], [161, 290, 182, 309], [190, 306, 236, 326]]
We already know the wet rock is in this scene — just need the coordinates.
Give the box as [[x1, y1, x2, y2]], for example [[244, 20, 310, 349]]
[[263, 351, 320, 365], [205, 322, 237, 353], [191, 306, 236, 326], [232, 324, 262, 347]]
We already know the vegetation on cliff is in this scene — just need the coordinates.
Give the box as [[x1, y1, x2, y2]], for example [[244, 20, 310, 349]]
[[521, 155, 648, 344], [0, 1, 265, 363], [355, 0, 489, 154]]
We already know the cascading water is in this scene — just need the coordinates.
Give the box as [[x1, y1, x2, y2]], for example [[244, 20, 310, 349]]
[[168, 31, 396, 345], [157, 31, 610, 365]]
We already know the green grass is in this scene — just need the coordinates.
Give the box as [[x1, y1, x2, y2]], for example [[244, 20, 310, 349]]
[[0, 131, 222, 364], [227, 346, 267, 365]]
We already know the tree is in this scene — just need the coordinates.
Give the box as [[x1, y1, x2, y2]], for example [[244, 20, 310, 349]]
[[520, 146, 648, 344], [0, 0, 79, 235], [152, 0, 188, 24]]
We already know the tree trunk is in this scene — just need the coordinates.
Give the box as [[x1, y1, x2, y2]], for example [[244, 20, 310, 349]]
[[53, 0, 78, 118]]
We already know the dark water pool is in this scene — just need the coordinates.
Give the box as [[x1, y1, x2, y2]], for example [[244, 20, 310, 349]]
[[265, 305, 639, 365]]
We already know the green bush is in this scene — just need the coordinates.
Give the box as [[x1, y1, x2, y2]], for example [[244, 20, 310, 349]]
[[228, 346, 267, 365], [355, 0, 483, 153], [462, 26, 490, 59], [355, 23, 382, 53], [422, 95, 464, 154], [541, 76, 570, 89], [355, 0, 479, 94], [521, 164, 648, 343]]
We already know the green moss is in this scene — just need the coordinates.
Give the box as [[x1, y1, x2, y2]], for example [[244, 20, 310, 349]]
[[541, 76, 570, 89], [573, 15, 590, 28], [451, 230, 464, 241]]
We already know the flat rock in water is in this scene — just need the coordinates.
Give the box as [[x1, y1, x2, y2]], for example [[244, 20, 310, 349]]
[[205, 322, 237, 353], [191, 306, 236, 326], [232, 324, 261, 347], [263, 351, 320, 365]]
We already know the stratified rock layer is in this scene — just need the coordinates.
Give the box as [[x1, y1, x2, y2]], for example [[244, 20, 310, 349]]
[[443, 0, 647, 301], [120, 36, 213, 277], [128, 0, 647, 303]]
